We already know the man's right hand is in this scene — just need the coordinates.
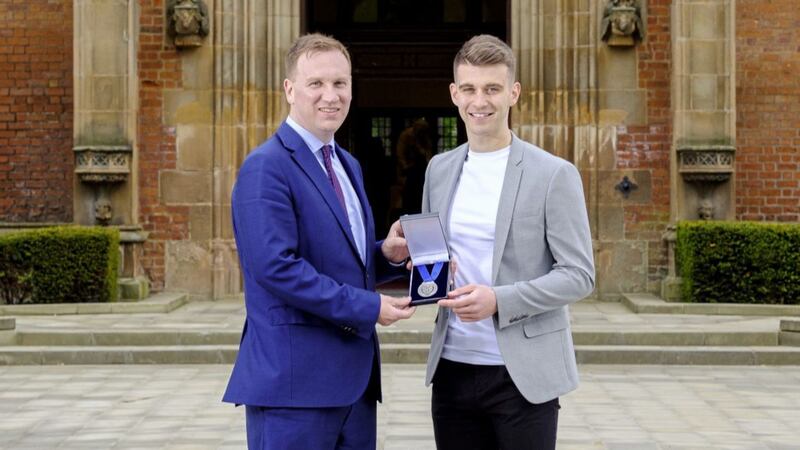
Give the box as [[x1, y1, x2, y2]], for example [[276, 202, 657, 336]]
[[378, 294, 415, 326]]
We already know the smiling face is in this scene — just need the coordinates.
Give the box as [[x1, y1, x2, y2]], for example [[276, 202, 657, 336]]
[[284, 49, 352, 143], [450, 63, 520, 152]]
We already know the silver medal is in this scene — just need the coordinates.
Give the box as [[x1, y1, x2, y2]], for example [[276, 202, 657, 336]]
[[417, 281, 437, 298]]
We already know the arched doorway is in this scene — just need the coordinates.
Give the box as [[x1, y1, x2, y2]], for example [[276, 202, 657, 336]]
[[306, 0, 508, 234]]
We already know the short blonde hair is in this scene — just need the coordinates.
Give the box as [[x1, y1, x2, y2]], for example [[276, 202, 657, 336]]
[[453, 35, 516, 81], [285, 33, 351, 80]]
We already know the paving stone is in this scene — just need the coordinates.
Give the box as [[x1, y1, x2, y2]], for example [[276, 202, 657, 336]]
[[0, 365, 795, 449]]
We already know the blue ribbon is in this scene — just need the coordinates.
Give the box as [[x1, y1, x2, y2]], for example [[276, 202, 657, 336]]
[[417, 262, 443, 282]]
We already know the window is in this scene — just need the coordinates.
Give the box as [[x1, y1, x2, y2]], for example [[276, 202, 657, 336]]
[[437, 116, 458, 152], [371, 117, 392, 156]]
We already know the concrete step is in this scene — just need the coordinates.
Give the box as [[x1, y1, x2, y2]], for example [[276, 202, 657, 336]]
[[0, 317, 14, 330], [623, 293, 800, 316], [0, 317, 14, 345], [14, 330, 243, 346], [2, 344, 800, 366], [780, 320, 800, 346], [571, 331, 777, 346], [0, 292, 187, 316], [9, 329, 779, 347], [0, 345, 238, 365], [387, 344, 800, 366], [781, 319, 800, 332], [574, 345, 800, 365]]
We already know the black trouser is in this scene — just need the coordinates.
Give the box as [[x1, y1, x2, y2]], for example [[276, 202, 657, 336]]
[[431, 358, 560, 450]]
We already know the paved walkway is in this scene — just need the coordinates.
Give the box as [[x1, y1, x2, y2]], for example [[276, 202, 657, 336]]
[[3, 299, 798, 448], [0, 364, 798, 449]]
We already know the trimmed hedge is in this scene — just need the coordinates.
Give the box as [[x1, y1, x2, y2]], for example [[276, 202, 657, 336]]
[[677, 221, 800, 304], [0, 226, 119, 305]]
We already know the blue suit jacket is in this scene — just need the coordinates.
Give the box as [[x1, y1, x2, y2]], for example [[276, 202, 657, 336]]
[[223, 122, 400, 408]]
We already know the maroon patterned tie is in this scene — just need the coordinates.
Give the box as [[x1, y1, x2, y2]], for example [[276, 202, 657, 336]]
[[321, 144, 348, 215]]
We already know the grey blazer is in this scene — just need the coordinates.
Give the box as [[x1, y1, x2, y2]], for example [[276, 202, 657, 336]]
[[422, 133, 595, 404]]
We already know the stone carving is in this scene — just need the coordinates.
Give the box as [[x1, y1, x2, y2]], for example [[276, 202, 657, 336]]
[[167, 0, 209, 48], [677, 145, 735, 221], [74, 145, 131, 183], [697, 199, 714, 220], [677, 146, 735, 182], [95, 199, 113, 226], [75, 145, 131, 226], [601, 0, 645, 47], [615, 175, 639, 199]]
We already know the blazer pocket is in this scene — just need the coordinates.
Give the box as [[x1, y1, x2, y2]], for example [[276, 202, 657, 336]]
[[511, 208, 544, 237], [522, 313, 569, 338]]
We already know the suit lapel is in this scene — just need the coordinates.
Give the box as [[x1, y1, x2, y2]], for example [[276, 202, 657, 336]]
[[491, 136, 524, 284], [277, 123, 362, 266]]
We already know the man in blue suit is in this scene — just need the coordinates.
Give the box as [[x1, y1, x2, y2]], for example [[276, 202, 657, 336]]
[[223, 33, 415, 449]]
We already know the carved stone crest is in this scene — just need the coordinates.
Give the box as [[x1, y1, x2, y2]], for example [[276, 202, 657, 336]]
[[167, 0, 209, 48], [697, 199, 715, 220], [601, 0, 645, 47], [94, 199, 113, 226]]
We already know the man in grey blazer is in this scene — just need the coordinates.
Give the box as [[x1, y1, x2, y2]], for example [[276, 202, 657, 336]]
[[422, 35, 595, 450]]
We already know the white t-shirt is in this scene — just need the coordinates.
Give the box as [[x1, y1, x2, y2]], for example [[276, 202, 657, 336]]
[[441, 146, 509, 366]]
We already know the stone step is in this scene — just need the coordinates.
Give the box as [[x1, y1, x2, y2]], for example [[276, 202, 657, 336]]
[[781, 319, 800, 332], [0, 317, 14, 345], [0, 317, 14, 331], [0, 345, 238, 365], [14, 330, 243, 346], [0, 292, 187, 316], [574, 345, 800, 365], [571, 331, 777, 346], [780, 320, 800, 346], [2, 344, 800, 366], [779, 332, 800, 346], [623, 293, 800, 316], [9, 329, 778, 347]]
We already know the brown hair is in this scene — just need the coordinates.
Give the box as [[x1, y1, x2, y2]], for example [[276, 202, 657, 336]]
[[285, 33, 351, 80], [453, 34, 516, 81]]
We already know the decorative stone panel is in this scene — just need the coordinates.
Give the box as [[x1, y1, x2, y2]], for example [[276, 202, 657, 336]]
[[677, 145, 735, 182], [74, 145, 132, 183]]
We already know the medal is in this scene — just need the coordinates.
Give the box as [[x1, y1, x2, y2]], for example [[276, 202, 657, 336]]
[[418, 281, 437, 298], [416, 262, 443, 298]]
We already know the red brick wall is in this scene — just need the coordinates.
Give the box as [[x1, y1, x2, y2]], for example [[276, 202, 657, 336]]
[[137, 1, 189, 291], [736, 0, 800, 222], [616, 0, 673, 287], [0, 0, 73, 222]]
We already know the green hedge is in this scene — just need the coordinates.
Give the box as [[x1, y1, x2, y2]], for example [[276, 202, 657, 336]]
[[677, 221, 800, 304], [0, 226, 119, 305]]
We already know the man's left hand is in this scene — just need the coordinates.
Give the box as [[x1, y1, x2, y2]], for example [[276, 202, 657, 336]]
[[438, 284, 497, 322], [381, 220, 409, 264]]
